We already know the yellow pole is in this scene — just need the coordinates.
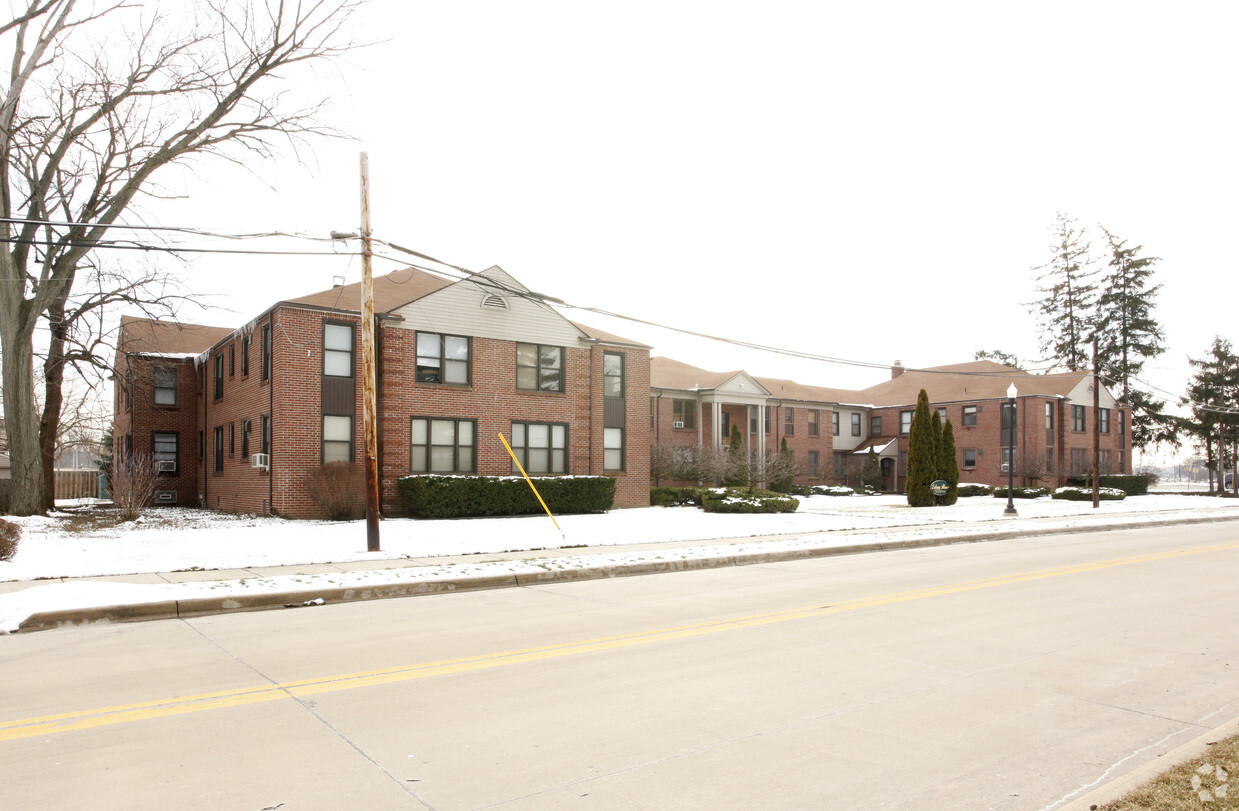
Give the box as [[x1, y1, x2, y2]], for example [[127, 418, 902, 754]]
[[498, 433, 564, 535]]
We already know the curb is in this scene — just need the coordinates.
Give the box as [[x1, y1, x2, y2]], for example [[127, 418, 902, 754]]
[[1059, 716, 1239, 810], [15, 512, 1239, 633]]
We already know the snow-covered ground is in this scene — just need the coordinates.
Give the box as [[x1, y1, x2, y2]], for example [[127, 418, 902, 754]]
[[2, 493, 1237, 633]]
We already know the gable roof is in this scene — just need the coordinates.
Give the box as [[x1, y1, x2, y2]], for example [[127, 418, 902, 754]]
[[572, 321, 652, 349], [651, 357, 867, 405], [118, 315, 234, 357], [861, 361, 1090, 407], [283, 268, 452, 313]]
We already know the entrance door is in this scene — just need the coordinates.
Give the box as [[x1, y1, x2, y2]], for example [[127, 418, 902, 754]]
[[880, 458, 893, 492]]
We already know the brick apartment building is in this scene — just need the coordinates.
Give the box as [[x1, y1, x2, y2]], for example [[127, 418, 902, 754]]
[[113, 266, 652, 518], [649, 358, 1132, 492]]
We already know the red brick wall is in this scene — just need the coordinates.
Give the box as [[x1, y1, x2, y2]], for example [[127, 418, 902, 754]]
[[111, 353, 201, 506]]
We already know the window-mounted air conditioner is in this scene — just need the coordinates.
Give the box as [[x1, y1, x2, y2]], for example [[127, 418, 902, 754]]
[[155, 460, 176, 473], [673, 421, 685, 429], [252, 453, 270, 470]]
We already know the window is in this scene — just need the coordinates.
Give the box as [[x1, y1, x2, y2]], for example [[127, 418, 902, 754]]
[[516, 343, 563, 392], [1002, 448, 1016, 470], [1001, 403, 1016, 432], [510, 422, 567, 474], [870, 415, 882, 436], [214, 353, 224, 400], [672, 399, 695, 428], [198, 431, 203, 461], [1045, 447, 1054, 473], [229, 422, 235, 457], [764, 408, 770, 434], [937, 407, 947, 423], [261, 415, 271, 455], [900, 410, 913, 435], [153, 367, 176, 406], [323, 415, 352, 463], [808, 409, 819, 437], [962, 405, 978, 426], [963, 448, 977, 469], [1071, 447, 1088, 474], [784, 407, 794, 436], [603, 352, 624, 398], [720, 410, 730, 439], [808, 450, 819, 477], [851, 412, 861, 437], [1072, 405, 1086, 432], [1099, 407, 1111, 434], [241, 419, 251, 459], [410, 417, 475, 473], [417, 332, 470, 384], [214, 426, 223, 472], [324, 322, 355, 377], [229, 344, 235, 377], [153, 432, 178, 474], [125, 370, 132, 411], [832, 411, 840, 436], [1046, 402, 1054, 430], [604, 427, 624, 471], [242, 335, 251, 376], [261, 323, 271, 382]]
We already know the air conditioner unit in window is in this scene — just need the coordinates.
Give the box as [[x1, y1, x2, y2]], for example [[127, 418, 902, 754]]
[[672, 421, 684, 429], [252, 453, 270, 470], [155, 460, 176, 473]]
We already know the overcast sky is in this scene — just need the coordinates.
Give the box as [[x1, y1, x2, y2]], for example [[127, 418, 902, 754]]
[[147, 0, 1239, 451]]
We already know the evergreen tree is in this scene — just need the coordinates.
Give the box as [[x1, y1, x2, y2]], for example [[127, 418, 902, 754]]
[[862, 447, 882, 493], [905, 389, 936, 506], [1031, 213, 1097, 372], [769, 437, 796, 492], [973, 349, 1023, 370], [1183, 338, 1239, 493], [1096, 227, 1176, 450], [723, 423, 748, 486], [938, 420, 959, 505]]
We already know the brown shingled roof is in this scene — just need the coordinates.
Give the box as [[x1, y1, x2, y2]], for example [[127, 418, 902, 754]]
[[283, 268, 451, 313], [571, 321, 651, 349], [118, 315, 234, 356], [651, 357, 866, 405], [861, 361, 1087, 407]]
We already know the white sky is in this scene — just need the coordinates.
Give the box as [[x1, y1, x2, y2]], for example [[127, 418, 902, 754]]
[[140, 1, 1239, 441]]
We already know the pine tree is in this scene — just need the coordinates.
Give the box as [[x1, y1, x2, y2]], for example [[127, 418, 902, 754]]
[[1031, 213, 1097, 372], [939, 420, 959, 505], [769, 437, 796, 492], [1183, 338, 1239, 493], [1096, 227, 1175, 450], [724, 423, 748, 486], [905, 389, 936, 506]]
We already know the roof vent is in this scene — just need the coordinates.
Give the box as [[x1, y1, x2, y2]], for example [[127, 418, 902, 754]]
[[331, 275, 346, 288], [481, 294, 509, 311]]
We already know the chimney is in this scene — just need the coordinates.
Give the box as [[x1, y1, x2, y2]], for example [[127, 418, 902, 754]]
[[892, 360, 905, 379]]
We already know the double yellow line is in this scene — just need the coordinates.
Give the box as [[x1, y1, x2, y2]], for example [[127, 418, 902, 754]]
[[4, 539, 1237, 743]]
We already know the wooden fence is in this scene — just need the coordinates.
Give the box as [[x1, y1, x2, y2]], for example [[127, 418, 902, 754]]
[[56, 469, 102, 501]]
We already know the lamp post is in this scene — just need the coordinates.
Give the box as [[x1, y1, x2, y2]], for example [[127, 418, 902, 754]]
[[1004, 382, 1018, 516]]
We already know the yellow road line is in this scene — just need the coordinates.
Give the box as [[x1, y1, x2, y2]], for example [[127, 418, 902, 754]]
[[4, 539, 1237, 743]]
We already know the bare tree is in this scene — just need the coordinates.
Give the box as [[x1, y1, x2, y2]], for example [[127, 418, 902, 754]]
[[0, 0, 360, 515], [112, 451, 159, 520]]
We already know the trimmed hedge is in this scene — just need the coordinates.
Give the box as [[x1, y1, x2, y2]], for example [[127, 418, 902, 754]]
[[956, 483, 992, 497], [398, 475, 615, 519], [650, 486, 710, 507], [812, 485, 855, 496], [992, 486, 1051, 499], [1065, 475, 1149, 496], [1053, 486, 1126, 501], [701, 487, 799, 514]]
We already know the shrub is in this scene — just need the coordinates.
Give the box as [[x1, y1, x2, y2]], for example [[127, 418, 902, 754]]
[[113, 452, 160, 521], [1064, 475, 1149, 496], [306, 462, 365, 520], [0, 518, 19, 562], [812, 485, 855, 496], [701, 487, 798, 514], [956, 483, 992, 497], [650, 486, 710, 507], [1052, 486, 1126, 501], [992, 486, 1051, 499], [399, 475, 615, 519]]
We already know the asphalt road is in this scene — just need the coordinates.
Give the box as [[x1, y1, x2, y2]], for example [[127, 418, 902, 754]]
[[2, 522, 1238, 810]]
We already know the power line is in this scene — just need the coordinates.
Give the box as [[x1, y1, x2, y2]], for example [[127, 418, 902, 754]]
[[0, 236, 357, 257]]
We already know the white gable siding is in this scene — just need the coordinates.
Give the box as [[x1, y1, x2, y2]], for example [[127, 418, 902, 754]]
[[388, 267, 586, 347], [1066, 378, 1118, 409]]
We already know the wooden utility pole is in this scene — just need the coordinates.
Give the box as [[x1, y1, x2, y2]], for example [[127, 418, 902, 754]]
[[360, 152, 381, 551], [1092, 336, 1100, 509]]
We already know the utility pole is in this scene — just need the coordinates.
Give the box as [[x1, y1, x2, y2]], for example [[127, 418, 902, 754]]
[[1092, 336, 1100, 509], [360, 152, 381, 551]]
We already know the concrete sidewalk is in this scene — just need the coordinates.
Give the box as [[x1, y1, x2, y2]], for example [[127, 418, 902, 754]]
[[9, 507, 1239, 634]]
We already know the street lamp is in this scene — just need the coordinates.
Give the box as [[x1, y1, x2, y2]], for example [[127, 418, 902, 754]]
[[1004, 382, 1018, 516]]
